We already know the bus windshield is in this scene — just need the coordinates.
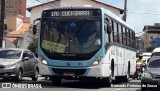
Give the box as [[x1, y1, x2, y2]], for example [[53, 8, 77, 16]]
[[40, 18, 101, 60]]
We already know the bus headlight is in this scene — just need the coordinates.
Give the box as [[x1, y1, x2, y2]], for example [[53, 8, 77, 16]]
[[91, 56, 103, 66], [91, 60, 99, 66]]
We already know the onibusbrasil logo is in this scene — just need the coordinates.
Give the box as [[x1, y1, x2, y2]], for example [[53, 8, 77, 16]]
[[1, 83, 42, 88]]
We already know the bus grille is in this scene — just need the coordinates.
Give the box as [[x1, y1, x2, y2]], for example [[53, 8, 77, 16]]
[[52, 68, 86, 75]]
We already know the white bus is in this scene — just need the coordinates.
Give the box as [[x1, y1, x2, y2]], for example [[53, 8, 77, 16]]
[[33, 7, 136, 86]]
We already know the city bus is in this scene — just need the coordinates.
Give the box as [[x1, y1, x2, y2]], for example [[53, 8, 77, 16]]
[[33, 7, 136, 86]]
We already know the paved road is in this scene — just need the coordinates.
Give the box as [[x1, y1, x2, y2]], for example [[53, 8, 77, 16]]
[[0, 77, 159, 91]]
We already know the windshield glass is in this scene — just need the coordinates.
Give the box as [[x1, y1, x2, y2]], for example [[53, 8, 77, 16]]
[[40, 18, 101, 60], [0, 50, 21, 59], [41, 19, 101, 54], [148, 59, 160, 68], [151, 52, 160, 57]]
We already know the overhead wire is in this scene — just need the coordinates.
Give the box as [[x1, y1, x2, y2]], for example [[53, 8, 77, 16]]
[[127, 9, 160, 15]]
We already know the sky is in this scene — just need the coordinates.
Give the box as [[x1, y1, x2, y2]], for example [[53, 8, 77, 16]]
[[26, 0, 160, 35]]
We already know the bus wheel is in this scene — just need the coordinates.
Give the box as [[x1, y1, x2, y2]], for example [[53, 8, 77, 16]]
[[124, 62, 130, 82], [106, 74, 112, 87], [103, 70, 112, 87], [51, 76, 62, 86]]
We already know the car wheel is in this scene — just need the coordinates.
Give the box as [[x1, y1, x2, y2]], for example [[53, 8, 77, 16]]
[[32, 69, 39, 81], [16, 69, 23, 82]]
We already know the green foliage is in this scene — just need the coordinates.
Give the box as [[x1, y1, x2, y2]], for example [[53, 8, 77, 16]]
[[27, 38, 38, 53]]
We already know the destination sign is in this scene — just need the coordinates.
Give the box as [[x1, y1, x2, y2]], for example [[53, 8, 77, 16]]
[[42, 9, 101, 17], [51, 11, 90, 17]]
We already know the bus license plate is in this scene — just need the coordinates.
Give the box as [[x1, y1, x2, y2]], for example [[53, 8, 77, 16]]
[[63, 72, 75, 76]]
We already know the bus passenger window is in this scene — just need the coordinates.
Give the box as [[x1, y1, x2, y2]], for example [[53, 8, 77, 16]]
[[113, 22, 118, 43]]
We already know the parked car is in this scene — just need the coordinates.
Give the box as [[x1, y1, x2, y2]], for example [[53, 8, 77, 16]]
[[141, 56, 160, 91], [0, 48, 39, 81]]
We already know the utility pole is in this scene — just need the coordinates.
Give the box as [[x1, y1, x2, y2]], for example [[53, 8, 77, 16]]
[[0, 0, 5, 48], [123, 0, 127, 21]]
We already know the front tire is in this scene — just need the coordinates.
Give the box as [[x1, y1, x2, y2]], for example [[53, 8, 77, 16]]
[[124, 64, 130, 82], [102, 70, 113, 87], [15, 69, 23, 82], [32, 69, 39, 81], [106, 76, 112, 87]]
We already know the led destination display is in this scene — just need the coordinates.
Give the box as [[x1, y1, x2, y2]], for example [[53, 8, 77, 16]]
[[42, 9, 101, 17]]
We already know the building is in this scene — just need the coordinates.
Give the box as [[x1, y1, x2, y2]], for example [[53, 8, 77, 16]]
[[27, 0, 124, 24], [5, 15, 31, 48], [142, 23, 160, 52], [5, 0, 26, 17], [136, 37, 144, 54]]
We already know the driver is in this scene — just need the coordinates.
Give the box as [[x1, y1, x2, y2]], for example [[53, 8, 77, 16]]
[[136, 54, 145, 64]]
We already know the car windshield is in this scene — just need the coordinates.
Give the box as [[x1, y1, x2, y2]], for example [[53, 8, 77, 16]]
[[0, 50, 21, 59], [148, 59, 160, 68], [151, 52, 160, 57]]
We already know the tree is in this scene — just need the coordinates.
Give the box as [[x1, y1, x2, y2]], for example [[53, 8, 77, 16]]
[[27, 38, 38, 53]]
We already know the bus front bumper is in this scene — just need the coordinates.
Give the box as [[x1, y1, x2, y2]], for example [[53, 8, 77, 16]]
[[39, 63, 111, 78]]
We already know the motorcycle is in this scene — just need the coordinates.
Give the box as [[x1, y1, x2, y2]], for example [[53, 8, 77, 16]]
[[134, 62, 146, 80]]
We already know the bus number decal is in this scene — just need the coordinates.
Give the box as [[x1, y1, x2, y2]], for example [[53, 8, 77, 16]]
[[79, 62, 87, 66]]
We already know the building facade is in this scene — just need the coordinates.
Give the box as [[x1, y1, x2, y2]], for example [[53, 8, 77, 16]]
[[136, 37, 144, 54], [142, 23, 160, 52], [5, 0, 26, 17]]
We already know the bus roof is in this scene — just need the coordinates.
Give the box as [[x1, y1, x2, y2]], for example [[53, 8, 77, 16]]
[[43, 7, 102, 11], [42, 7, 134, 32], [101, 8, 134, 31]]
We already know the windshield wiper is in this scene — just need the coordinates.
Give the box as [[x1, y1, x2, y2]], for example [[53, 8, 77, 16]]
[[54, 18, 65, 35], [75, 19, 87, 36]]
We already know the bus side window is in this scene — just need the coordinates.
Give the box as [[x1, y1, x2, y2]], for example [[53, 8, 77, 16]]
[[118, 24, 122, 45], [113, 22, 118, 43], [123, 27, 126, 46], [111, 20, 114, 42], [104, 17, 109, 44], [126, 29, 129, 47]]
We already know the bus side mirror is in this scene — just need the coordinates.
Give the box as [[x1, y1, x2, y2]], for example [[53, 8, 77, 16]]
[[33, 25, 37, 35]]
